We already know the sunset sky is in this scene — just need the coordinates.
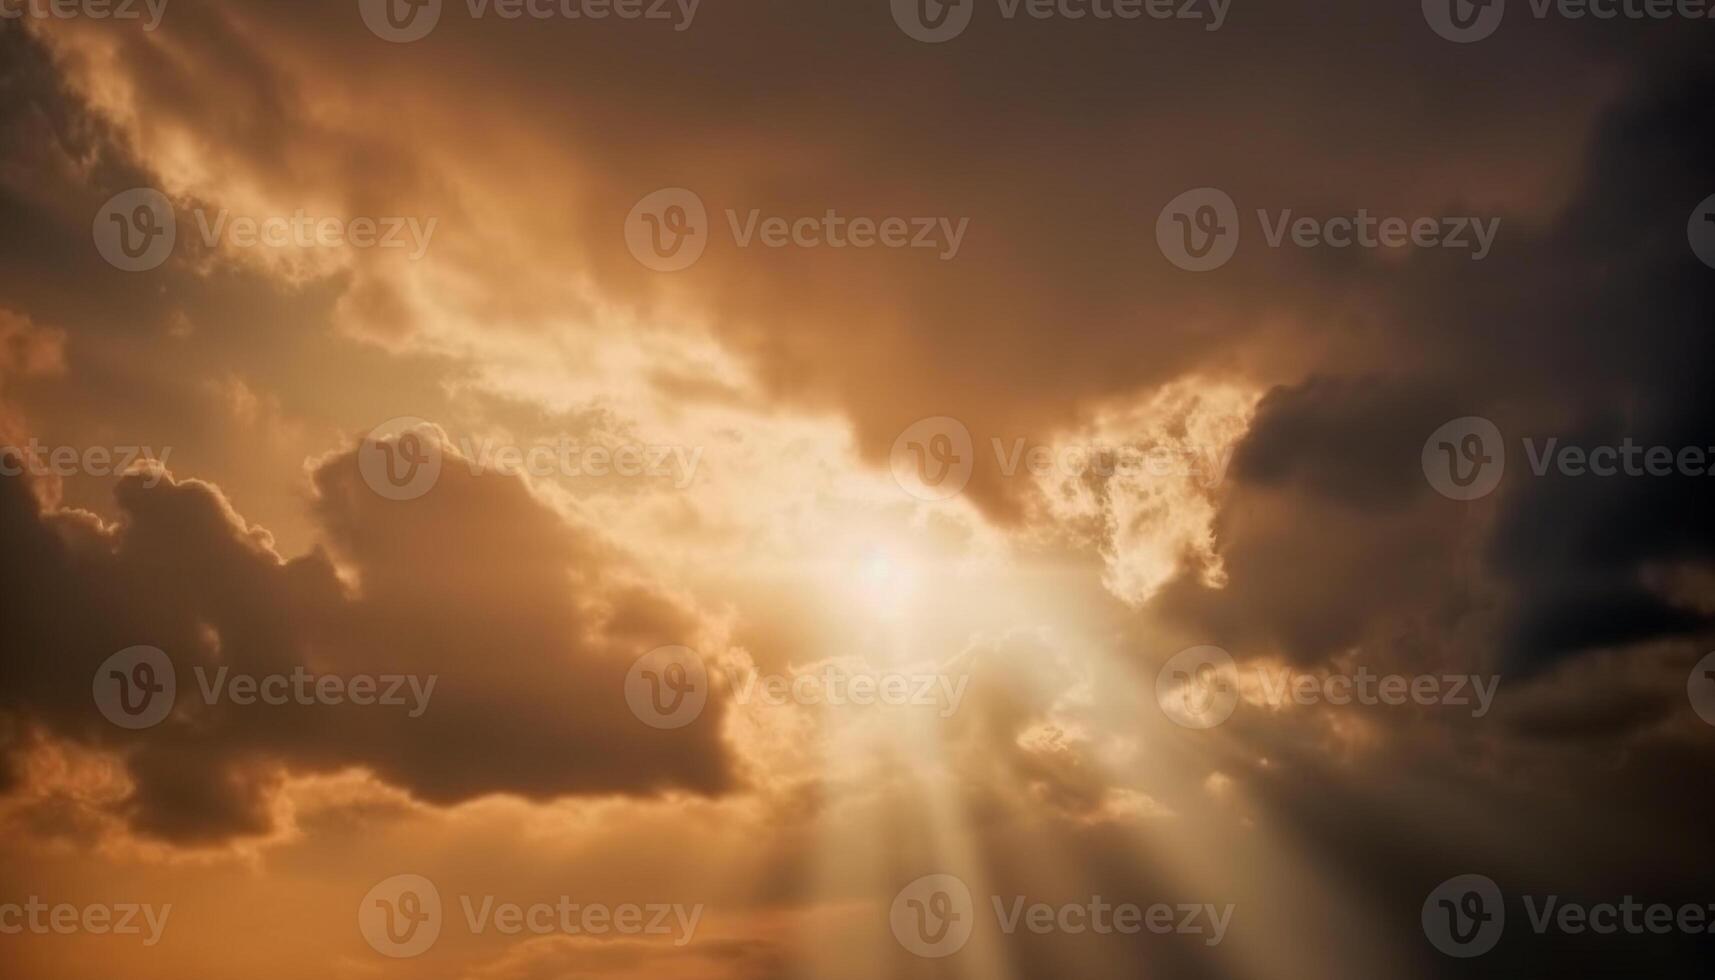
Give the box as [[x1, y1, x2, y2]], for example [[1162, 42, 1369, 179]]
[[2, 3, 1713, 978]]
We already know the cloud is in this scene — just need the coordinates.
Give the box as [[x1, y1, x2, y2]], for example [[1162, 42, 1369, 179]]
[[0, 436, 737, 845], [1, 12, 1714, 979], [1165, 63, 1715, 680], [20, 2, 1686, 521]]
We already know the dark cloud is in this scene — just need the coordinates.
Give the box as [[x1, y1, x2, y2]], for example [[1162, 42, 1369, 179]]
[[0, 441, 737, 844], [1169, 61, 1715, 679], [1229, 376, 1455, 511]]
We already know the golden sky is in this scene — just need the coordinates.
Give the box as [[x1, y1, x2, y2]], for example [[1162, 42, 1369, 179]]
[[1, 3, 1714, 978]]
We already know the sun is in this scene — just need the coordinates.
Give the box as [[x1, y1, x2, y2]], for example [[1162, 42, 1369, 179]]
[[853, 546, 922, 616]]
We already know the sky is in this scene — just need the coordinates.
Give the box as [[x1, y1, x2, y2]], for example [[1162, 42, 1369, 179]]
[[1, 2, 1714, 977]]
